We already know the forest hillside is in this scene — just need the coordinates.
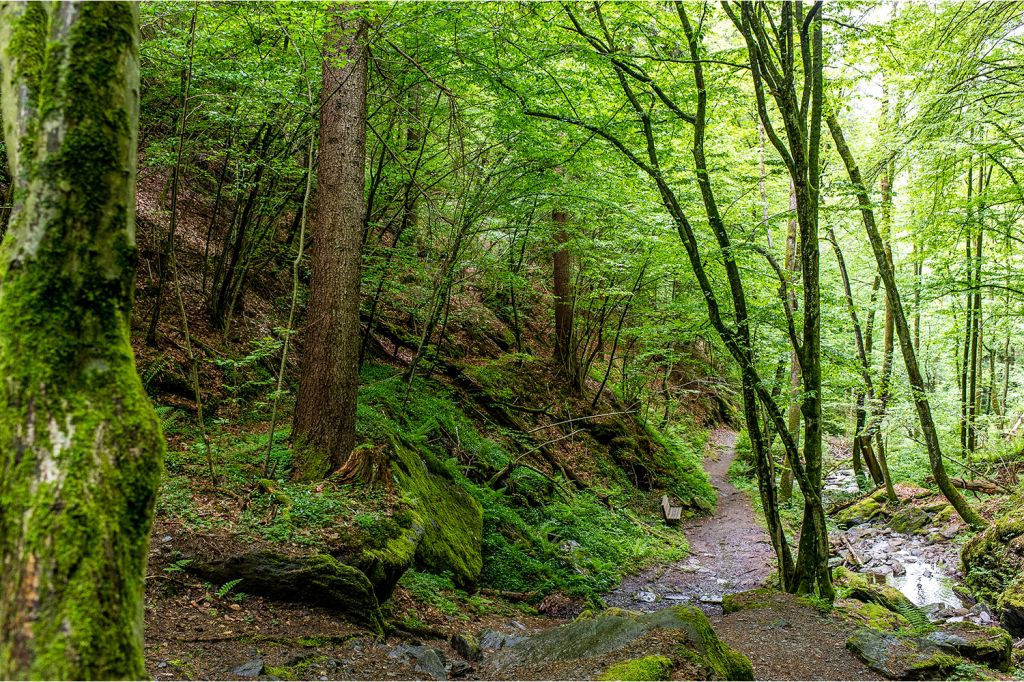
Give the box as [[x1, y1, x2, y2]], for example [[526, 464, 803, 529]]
[[3, 2, 1024, 681]]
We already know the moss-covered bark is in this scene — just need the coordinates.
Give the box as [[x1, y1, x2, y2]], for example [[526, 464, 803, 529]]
[[0, 3, 163, 678]]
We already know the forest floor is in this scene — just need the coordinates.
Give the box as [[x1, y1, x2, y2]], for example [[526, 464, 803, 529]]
[[144, 428, 886, 681]]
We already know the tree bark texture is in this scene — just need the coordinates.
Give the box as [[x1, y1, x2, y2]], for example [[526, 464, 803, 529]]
[[552, 208, 580, 388], [0, 3, 164, 678], [292, 7, 368, 480]]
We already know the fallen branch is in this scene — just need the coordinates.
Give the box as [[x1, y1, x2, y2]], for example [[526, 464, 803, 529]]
[[924, 475, 1006, 495], [842, 535, 864, 567]]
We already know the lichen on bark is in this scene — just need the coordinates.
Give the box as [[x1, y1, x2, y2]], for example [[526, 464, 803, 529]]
[[0, 2, 163, 679]]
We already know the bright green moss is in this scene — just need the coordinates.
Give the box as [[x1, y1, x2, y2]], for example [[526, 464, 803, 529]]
[[391, 437, 483, 587], [599, 655, 674, 681], [0, 4, 162, 679]]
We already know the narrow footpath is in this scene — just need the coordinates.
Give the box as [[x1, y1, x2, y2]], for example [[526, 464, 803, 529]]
[[608, 428, 879, 680], [608, 428, 775, 610]]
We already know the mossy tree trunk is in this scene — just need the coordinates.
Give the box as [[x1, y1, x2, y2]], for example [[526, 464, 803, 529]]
[[0, 2, 164, 678], [292, 5, 368, 480]]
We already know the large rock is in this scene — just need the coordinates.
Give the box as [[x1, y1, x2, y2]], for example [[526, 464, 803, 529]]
[[834, 489, 890, 528], [847, 623, 1012, 680], [924, 623, 1012, 671], [340, 511, 423, 602], [834, 599, 911, 632], [188, 550, 385, 633], [846, 628, 962, 680], [833, 567, 929, 627], [889, 506, 930, 534], [391, 437, 483, 587], [490, 606, 752, 680]]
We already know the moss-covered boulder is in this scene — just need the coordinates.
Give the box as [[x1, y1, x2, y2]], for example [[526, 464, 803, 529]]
[[846, 622, 1012, 679], [925, 623, 1012, 672], [187, 550, 385, 634], [962, 505, 1024, 634], [996, 573, 1024, 635], [722, 588, 778, 615], [599, 655, 674, 681], [490, 606, 752, 681], [834, 599, 911, 632], [889, 506, 930, 534], [833, 567, 928, 627], [390, 437, 483, 587], [347, 513, 423, 602], [847, 628, 963, 680], [834, 489, 890, 528]]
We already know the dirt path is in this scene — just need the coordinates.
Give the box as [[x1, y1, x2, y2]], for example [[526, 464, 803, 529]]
[[606, 428, 775, 611], [606, 429, 879, 680]]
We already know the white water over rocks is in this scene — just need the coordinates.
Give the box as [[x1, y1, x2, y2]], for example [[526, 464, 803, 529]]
[[823, 468, 999, 626]]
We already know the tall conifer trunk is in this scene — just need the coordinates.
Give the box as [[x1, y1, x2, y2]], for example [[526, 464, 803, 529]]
[[0, 3, 164, 677], [292, 6, 368, 480]]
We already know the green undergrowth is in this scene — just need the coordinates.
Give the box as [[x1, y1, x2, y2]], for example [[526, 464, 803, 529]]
[[396, 569, 494, 619], [357, 363, 692, 601], [154, 361, 705, 604]]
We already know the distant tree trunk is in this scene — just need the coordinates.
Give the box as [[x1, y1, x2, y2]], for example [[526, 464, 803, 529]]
[[828, 230, 895, 501], [828, 112, 985, 528], [553, 208, 580, 389], [968, 168, 984, 455], [0, 3, 164, 678], [292, 6, 368, 480], [146, 4, 196, 345], [781, 186, 799, 502]]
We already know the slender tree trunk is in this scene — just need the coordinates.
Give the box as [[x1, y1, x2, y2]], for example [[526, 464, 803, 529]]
[[0, 4, 164, 677], [553, 208, 580, 388], [828, 112, 985, 528], [146, 3, 196, 345], [781, 186, 799, 502], [828, 230, 895, 500], [292, 7, 368, 480]]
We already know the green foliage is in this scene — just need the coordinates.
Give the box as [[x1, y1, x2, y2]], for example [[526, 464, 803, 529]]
[[216, 578, 243, 599]]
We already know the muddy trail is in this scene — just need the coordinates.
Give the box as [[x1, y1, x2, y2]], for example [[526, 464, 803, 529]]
[[607, 428, 775, 612], [607, 429, 879, 680]]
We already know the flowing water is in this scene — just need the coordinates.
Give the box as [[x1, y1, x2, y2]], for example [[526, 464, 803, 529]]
[[825, 468, 963, 610]]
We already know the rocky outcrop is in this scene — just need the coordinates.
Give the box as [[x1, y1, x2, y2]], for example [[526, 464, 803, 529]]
[[846, 622, 1011, 680], [962, 505, 1024, 635], [847, 628, 962, 680], [489, 606, 752, 681], [390, 437, 484, 587]]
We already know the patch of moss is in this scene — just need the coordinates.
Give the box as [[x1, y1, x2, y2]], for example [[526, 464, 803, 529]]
[[722, 588, 777, 614], [390, 436, 483, 587], [266, 655, 329, 681], [599, 655, 674, 681], [963, 505, 1024, 605], [834, 599, 911, 632]]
